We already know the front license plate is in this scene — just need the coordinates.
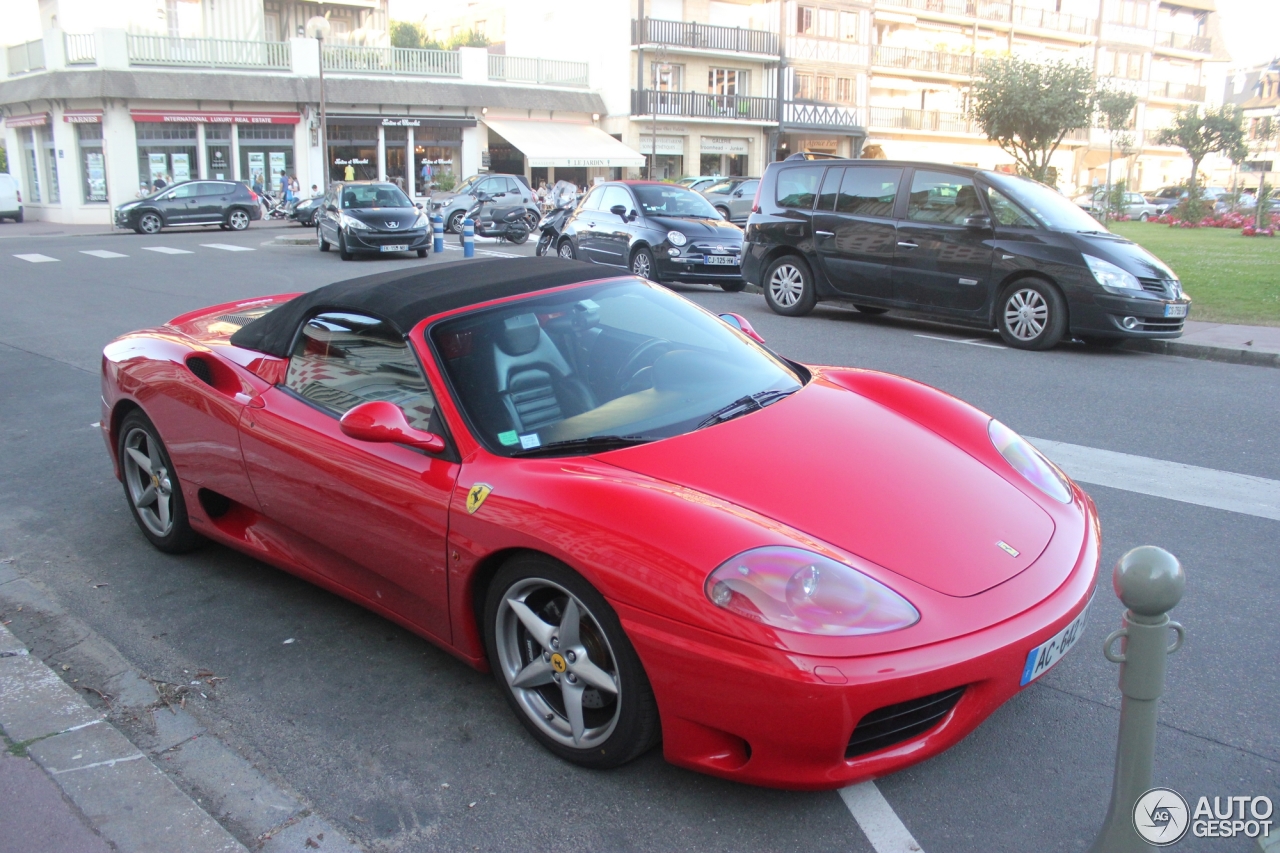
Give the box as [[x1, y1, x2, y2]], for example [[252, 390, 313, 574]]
[[1020, 597, 1092, 686], [704, 255, 737, 266], [380, 244, 408, 253], [1164, 303, 1188, 318]]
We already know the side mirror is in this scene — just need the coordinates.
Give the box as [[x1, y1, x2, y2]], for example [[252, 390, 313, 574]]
[[340, 401, 446, 454], [964, 214, 992, 230], [610, 204, 628, 219], [718, 312, 765, 344], [326, 204, 338, 213], [733, 190, 743, 198], [415, 202, 423, 210]]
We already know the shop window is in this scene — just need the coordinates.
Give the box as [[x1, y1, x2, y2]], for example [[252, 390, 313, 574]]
[[240, 124, 295, 194], [23, 129, 40, 203], [137, 123, 197, 189], [39, 126, 60, 204], [77, 123, 107, 204]]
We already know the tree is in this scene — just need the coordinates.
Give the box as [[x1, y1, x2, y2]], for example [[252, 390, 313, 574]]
[[0, 144, 7, 173], [390, 21, 442, 50], [445, 29, 490, 50], [969, 57, 1095, 184], [1155, 105, 1247, 198], [1095, 86, 1138, 222]]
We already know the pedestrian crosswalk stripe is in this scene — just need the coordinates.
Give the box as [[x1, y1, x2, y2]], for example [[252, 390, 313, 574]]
[[13, 253, 59, 263], [142, 247, 193, 255], [81, 249, 128, 259], [200, 244, 255, 252]]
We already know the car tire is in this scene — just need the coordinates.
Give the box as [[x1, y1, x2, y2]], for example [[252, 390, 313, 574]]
[[719, 279, 747, 293], [996, 278, 1068, 350], [535, 232, 554, 257], [14, 209, 23, 223], [483, 553, 660, 770], [137, 212, 162, 235], [854, 305, 889, 315], [417, 248, 428, 258], [763, 255, 817, 317], [1139, 212, 1149, 222], [630, 247, 656, 281], [318, 226, 330, 252], [117, 409, 202, 554], [558, 239, 577, 260], [339, 232, 353, 261], [226, 208, 250, 231], [446, 210, 465, 234], [715, 205, 730, 221]]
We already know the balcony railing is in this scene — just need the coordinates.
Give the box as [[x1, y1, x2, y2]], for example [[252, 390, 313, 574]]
[[786, 36, 868, 65], [876, 0, 1094, 35], [784, 101, 865, 130], [868, 106, 974, 133], [631, 17, 778, 56], [64, 33, 96, 65], [6, 39, 45, 75], [872, 45, 974, 76], [1007, 4, 1092, 35], [488, 54, 588, 87], [322, 44, 460, 76], [128, 35, 290, 69], [1100, 23, 1156, 47], [1148, 81, 1207, 102], [1154, 30, 1211, 53], [631, 89, 776, 121]]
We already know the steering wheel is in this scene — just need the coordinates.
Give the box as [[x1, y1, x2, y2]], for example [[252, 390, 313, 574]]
[[616, 339, 671, 394]]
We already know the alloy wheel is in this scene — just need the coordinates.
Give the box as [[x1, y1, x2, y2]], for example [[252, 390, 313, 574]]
[[494, 578, 622, 749], [139, 213, 161, 234], [1004, 288, 1049, 341], [122, 426, 174, 538], [768, 263, 805, 308], [631, 251, 652, 279], [228, 209, 250, 231], [559, 241, 575, 260]]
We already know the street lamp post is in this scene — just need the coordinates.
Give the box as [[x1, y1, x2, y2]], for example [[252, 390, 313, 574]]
[[306, 16, 331, 189], [651, 46, 668, 181]]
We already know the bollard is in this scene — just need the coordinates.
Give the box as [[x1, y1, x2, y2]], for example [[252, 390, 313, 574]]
[[1089, 546, 1186, 853], [462, 218, 475, 258], [432, 214, 444, 254]]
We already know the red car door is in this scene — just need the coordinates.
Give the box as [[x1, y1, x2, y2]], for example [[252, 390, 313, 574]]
[[238, 312, 459, 644]]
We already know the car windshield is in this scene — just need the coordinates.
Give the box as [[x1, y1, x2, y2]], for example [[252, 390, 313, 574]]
[[430, 279, 803, 456], [988, 174, 1106, 232], [702, 179, 740, 195], [341, 183, 413, 209], [453, 176, 483, 195], [632, 185, 722, 218]]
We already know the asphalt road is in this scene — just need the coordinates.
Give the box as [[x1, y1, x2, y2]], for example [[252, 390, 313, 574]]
[[0, 223, 1276, 852]]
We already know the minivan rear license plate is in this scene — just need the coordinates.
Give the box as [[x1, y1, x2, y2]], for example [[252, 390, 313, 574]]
[[1020, 597, 1091, 686], [704, 256, 737, 266], [1164, 303, 1188, 318], [380, 244, 408, 253]]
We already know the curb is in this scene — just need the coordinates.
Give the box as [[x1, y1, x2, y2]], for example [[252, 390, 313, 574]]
[[0, 569, 363, 853], [1120, 338, 1280, 369], [270, 234, 317, 246]]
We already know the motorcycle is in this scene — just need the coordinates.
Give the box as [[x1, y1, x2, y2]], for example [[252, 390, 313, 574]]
[[535, 180, 579, 256], [458, 190, 538, 245]]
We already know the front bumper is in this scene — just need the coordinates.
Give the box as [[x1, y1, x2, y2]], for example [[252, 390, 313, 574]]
[[1069, 292, 1190, 339], [343, 228, 431, 253], [656, 251, 743, 284], [616, 502, 1100, 790]]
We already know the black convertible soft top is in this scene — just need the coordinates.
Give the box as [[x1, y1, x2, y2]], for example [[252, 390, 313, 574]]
[[229, 257, 616, 357]]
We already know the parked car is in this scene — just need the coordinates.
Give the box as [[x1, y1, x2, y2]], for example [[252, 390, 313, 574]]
[[316, 181, 431, 260], [114, 180, 261, 234], [1076, 190, 1158, 221], [1145, 185, 1228, 215], [430, 173, 536, 233], [0, 172, 23, 222], [742, 158, 1190, 350], [100, 257, 1099, 789], [677, 176, 720, 193], [556, 180, 745, 290], [289, 193, 324, 227], [700, 177, 761, 223]]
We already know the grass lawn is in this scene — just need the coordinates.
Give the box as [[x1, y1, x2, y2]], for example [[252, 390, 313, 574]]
[[1108, 221, 1280, 327]]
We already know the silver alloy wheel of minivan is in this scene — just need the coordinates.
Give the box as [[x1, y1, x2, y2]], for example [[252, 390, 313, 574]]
[[227, 209, 250, 231], [138, 212, 162, 234], [768, 263, 805, 308], [1003, 288, 1049, 341]]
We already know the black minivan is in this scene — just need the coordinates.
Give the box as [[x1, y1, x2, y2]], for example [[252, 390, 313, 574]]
[[741, 159, 1190, 350]]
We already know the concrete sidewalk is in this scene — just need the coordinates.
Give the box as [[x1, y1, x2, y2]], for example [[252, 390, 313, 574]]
[[0, 218, 299, 240], [1122, 319, 1280, 368]]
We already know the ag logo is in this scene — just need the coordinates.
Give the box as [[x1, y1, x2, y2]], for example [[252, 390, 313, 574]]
[[1133, 787, 1190, 846], [466, 483, 493, 515]]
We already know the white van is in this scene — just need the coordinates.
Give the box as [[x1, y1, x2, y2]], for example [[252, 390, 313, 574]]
[[0, 173, 23, 222]]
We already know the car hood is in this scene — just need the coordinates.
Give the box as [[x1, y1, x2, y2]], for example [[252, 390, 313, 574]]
[[603, 378, 1055, 597], [343, 207, 423, 229], [646, 215, 743, 240], [1070, 232, 1178, 281]]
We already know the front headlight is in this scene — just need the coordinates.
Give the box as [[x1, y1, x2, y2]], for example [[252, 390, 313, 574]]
[[340, 213, 369, 230], [988, 419, 1072, 503], [1083, 254, 1142, 294], [666, 230, 687, 247], [704, 546, 919, 636], [414, 213, 429, 228]]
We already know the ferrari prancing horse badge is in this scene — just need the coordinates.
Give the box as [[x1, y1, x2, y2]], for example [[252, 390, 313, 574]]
[[466, 483, 493, 514]]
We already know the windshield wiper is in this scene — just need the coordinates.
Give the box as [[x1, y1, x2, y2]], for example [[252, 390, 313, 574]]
[[509, 435, 654, 457], [1077, 229, 1111, 235], [696, 388, 797, 430]]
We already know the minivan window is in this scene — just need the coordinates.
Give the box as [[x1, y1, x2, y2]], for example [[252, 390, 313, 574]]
[[987, 174, 1105, 232], [817, 168, 843, 210], [984, 186, 1038, 228], [906, 171, 982, 226], [836, 167, 902, 217], [775, 166, 825, 209]]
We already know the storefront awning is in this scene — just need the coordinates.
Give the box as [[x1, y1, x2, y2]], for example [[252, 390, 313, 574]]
[[63, 110, 103, 123], [483, 119, 646, 169], [130, 110, 300, 124], [4, 112, 49, 128]]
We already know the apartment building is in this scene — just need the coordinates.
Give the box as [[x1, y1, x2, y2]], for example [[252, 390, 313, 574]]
[[1223, 59, 1279, 193], [429, 0, 1228, 190]]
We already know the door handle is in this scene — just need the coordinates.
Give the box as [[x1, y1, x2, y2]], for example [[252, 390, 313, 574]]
[[814, 230, 835, 237], [897, 241, 919, 249]]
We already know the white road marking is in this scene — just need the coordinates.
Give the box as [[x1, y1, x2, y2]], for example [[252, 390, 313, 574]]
[[914, 333, 1006, 350], [80, 249, 127, 259], [13, 253, 59, 263], [142, 246, 193, 255], [478, 249, 521, 258], [840, 782, 924, 853], [1027, 437, 1280, 521], [200, 243, 255, 252]]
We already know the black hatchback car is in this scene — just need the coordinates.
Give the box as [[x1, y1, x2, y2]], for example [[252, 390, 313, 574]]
[[317, 181, 431, 260], [742, 159, 1190, 349], [557, 181, 745, 291], [114, 180, 261, 234]]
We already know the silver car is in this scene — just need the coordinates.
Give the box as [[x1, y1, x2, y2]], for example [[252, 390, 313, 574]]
[[429, 174, 537, 233], [700, 177, 760, 224]]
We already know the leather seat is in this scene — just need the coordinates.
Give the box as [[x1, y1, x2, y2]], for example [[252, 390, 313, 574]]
[[494, 314, 595, 434]]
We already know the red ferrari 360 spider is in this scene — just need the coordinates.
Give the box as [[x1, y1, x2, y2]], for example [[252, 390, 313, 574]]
[[101, 258, 1099, 790]]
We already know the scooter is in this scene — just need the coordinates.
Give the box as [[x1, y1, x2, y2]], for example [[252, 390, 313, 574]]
[[535, 180, 579, 256], [459, 190, 538, 245]]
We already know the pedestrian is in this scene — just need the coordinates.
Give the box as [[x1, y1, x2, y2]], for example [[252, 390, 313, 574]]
[[420, 159, 432, 193], [344, 163, 355, 182], [310, 184, 319, 197], [278, 169, 288, 200], [152, 174, 166, 191], [252, 172, 264, 195], [137, 183, 151, 198], [289, 175, 300, 201]]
